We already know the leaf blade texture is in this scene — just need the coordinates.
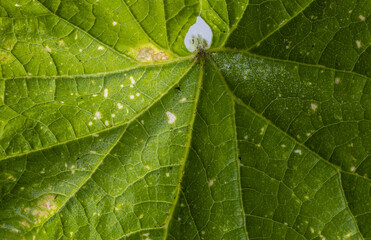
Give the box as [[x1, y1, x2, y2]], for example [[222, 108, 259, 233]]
[[0, 0, 370, 239]]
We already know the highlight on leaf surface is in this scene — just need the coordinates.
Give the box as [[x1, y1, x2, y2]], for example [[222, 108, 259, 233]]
[[0, 0, 370, 240]]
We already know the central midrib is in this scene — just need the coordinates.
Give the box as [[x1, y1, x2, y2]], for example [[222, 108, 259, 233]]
[[161, 60, 204, 240]]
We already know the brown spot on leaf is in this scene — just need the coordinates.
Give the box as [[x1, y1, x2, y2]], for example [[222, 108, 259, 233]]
[[137, 47, 169, 62], [21, 221, 30, 228], [32, 209, 48, 217], [31, 194, 57, 218]]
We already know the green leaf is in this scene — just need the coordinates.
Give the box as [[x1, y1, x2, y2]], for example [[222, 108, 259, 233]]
[[0, 0, 370, 239]]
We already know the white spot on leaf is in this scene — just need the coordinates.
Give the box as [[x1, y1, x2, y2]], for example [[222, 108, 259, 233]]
[[311, 103, 318, 111], [209, 180, 214, 186], [356, 40, 362, 48], [294, 149, 302, 155], [130, 76, 135, 84], [166, 112, 176, 124]]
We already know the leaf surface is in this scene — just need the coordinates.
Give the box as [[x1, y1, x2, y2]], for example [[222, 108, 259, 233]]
[[0, 0, 370, 239]]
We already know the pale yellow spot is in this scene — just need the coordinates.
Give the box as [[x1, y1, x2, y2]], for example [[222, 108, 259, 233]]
[[260, 126, 266, 135]]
